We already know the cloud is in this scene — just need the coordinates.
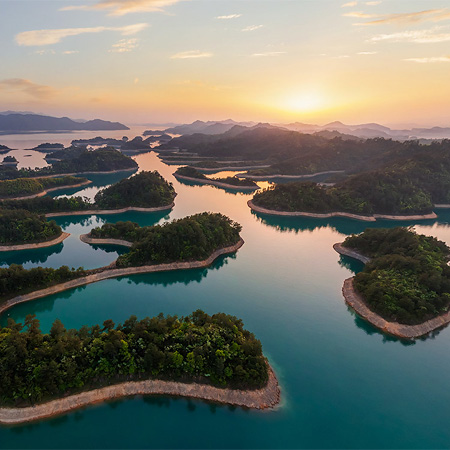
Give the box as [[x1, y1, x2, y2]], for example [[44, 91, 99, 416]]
[[61, 0, 182, 16], [370, 28, 450, 43], [242, 25, 263, 32], [365, 1, 382, 5], [62, 50, 79, 54], [343, 11, 377, 18], [357, 51, 377, 54], [342, 1, 358, 7], [15, 23, 148, 46], [0, 78, 56, 99], [110, 38, 139, 53], [251, 51, 286, 57], [170, 50, 213, 59], [216, 14, 241, 20], [404, 56, 450, 63], [357, 9, 450, 26]]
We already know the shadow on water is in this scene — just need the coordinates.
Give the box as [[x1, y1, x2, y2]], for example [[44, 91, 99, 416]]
[[0, 243, 64, 267], [337, 255, 365, 275]]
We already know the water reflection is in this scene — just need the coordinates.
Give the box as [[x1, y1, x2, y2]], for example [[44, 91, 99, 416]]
[[0, 243, 64, 267]]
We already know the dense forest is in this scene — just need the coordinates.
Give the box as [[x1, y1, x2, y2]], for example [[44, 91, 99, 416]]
[[90, 212, 242, 267], [0, 310, 268, 405], [175, 166, 257, 187], [94, 171, 176, 208], [0, 196, 91, 214], [0, 176, 88, 199], [0, 210, 61, 245], [343, 228, 450, 324]]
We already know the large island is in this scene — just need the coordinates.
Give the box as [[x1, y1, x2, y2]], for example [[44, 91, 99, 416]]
[[334, 227, 450, 338]]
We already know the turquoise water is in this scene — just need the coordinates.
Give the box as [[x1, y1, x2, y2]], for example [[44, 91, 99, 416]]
[[2, 152, 450, 448]]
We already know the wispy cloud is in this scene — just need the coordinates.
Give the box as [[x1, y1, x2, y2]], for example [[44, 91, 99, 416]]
[[110, 38, 139, 53], [365, 1, 382, 5], [61, 0, 182, 16], [0, 78, 56, 99], [15, 23, 148, 46], [216, 14, 241, 20], [357, 9, 450, 26], [357, 51, 377, 54], [251, 51, 286, 57], [170, 50, 213, 59], [404, 56, 450, 63], [62, 50, 79, 55], [343, 11, 377, 18], [370, 27, 450, 43], [242, 25, 263, 32], [342, 1, 358, 7]]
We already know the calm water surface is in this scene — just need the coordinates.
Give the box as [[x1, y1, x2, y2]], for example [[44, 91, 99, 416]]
[[1, 137, 450, 448]]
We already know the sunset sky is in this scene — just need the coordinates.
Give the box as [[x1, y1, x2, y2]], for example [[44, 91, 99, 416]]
[[1, 0, 450, 126]]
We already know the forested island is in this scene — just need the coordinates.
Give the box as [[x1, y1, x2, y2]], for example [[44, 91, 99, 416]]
[[336, 227, 450, 338], [174, 167, 258, 190], [0, 171, 175, 215], [32, 143, 64, 152], [0, 210, 62, 246], [2, 156, 17, 166], [0, 176, 90, 199]]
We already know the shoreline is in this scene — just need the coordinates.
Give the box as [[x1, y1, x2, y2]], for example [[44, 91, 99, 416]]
[[80, 234, 132, 247], [248, 200, 438, 222], [0, 363, 280, 425], [0, 232, 70, 252], [0, 238, 244, 316], [25, 167, 137, 180], [237, 170, 345, 180], [193, 165, 270, 173], [45, 202, 174, 218], [334, 242, 450, 339], [1, 180, 92, 201], [174, 174, 258, 191]]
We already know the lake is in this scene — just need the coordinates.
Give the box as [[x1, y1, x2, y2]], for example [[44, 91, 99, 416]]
[[1, 133, 450, 448]]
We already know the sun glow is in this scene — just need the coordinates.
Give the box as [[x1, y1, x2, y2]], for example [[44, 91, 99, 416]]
[[284, 92, 324, 113]]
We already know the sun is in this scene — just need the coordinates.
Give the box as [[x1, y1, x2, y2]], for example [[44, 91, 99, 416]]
[[284, 92, 324, 113]]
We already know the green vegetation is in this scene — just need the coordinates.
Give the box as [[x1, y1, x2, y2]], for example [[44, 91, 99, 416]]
[[0, 310, 268, 405], [0, 210, 61, 245], [343, 227, 450, 324], [94, 171, 175, 209], [0, 196, 91, 215], [90, 212, 242, 267], [0, 176, 88, 199], [175, 166, 207, 179], [2, 156, 17, 164], [175, 166, 257, 188]]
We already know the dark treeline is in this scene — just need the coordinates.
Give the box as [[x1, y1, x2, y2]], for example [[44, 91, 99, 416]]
[[0, 196, 91, 214], [343, 227, 450, 324], [94, 171, 176, 209], [90, 212, 242, 267], [0, 311, 268, 405], [0, 210, 61, 245], [175, 166, 257, 187]]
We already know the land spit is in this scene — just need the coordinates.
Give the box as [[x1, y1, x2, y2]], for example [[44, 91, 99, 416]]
[[174, 174, 258, 191], [237, 170, 345, 180], [0, 232, 70, 252], [248, 200, 438, 222], [80, 234, 132, 247], [334, 242, 450, 339], [0, 363, 280, 425], [0, 238, 244, 316]]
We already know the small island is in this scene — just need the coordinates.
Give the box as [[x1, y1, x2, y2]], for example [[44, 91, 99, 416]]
[[31, 143, 64, 152], [0, 176, 91, 200], [335, 227, 450, 338], [0, 212, 243, 313], [0, 209, 68, 251], [0, 145, 11, 154], [0, 171, 176, 216], [2, 155, 18, 166], [174, 166, 258, 190], [0, 311, 279, 424]]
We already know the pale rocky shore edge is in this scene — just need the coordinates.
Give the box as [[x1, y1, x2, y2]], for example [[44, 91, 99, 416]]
[[237, 170, 345, 180], [80, 234, 132, 247], [334, 242, 450, 339], [0, 238, 244, 316], [0, 363, 280, 425], [193, 165, 270, 173], [248, 200, 438, 222], [2, 180, 92, 201], [174, 174, 258, 191], [45, 202, 175, 218], [28, 167, 137, 179], [0, 232, 70, 252]]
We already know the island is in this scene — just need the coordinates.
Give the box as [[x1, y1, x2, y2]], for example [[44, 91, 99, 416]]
[[334, 227, 450, 338], [2, 155, 17, 166], [174, 166, 258, 190], [0, 171, 176, 216], [0, 145, 11, 154], [31, 143, 64, 152], [0, 310, 280, 424], [0, 176, 91, 200], [0, 212, 243, 313], [0, 209, 68, 251]]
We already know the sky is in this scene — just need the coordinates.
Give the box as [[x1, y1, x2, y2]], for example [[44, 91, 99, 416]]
[[1, 0, 450, 127]]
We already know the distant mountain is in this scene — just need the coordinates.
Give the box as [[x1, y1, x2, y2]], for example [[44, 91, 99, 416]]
[[0, 113, 129, 133], [165, 119, 257, 135]]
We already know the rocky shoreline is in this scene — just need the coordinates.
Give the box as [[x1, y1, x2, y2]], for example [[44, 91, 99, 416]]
[[0, 238, 244, 316], [174, 174, 258, 191], [334, 242, 450, 339], [80, 234, 132, 247], [45, 202, 175, 218], [0, 363, 280, 425], [0, 232, 70, 252], [248, 200, 438, 222]]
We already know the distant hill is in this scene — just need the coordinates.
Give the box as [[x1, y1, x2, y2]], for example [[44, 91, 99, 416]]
[[164, 119, 256, 135], [0, 113, 129, 132]]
